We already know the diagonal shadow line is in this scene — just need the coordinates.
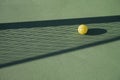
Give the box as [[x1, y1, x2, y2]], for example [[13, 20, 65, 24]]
[[0, 36, 120, 69], [0, 15, 120, 30]]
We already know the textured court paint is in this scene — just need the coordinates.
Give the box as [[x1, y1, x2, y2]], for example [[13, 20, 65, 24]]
[[0, 0, 120, 23], [0, 40, 120, 80]]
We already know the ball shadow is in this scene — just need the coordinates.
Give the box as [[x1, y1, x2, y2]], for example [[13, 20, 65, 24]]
[[87, 28, 107, 35]]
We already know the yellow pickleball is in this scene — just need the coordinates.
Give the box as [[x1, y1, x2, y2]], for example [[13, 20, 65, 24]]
[[78, 24, 88, 35]]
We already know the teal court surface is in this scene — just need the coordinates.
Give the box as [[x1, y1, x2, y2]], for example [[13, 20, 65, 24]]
[[0, 0, 120, 80]]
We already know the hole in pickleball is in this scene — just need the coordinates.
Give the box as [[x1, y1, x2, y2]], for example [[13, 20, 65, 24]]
[[87, 28, 107, 35]]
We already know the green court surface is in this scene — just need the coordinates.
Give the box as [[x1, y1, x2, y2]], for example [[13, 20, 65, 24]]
[[0, 0, 120, 80]]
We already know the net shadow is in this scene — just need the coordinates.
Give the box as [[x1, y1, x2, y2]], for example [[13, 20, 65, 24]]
[[0, 36, 120, 69], [0, 15, 120, 69], [0, 15, 120, 30]]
